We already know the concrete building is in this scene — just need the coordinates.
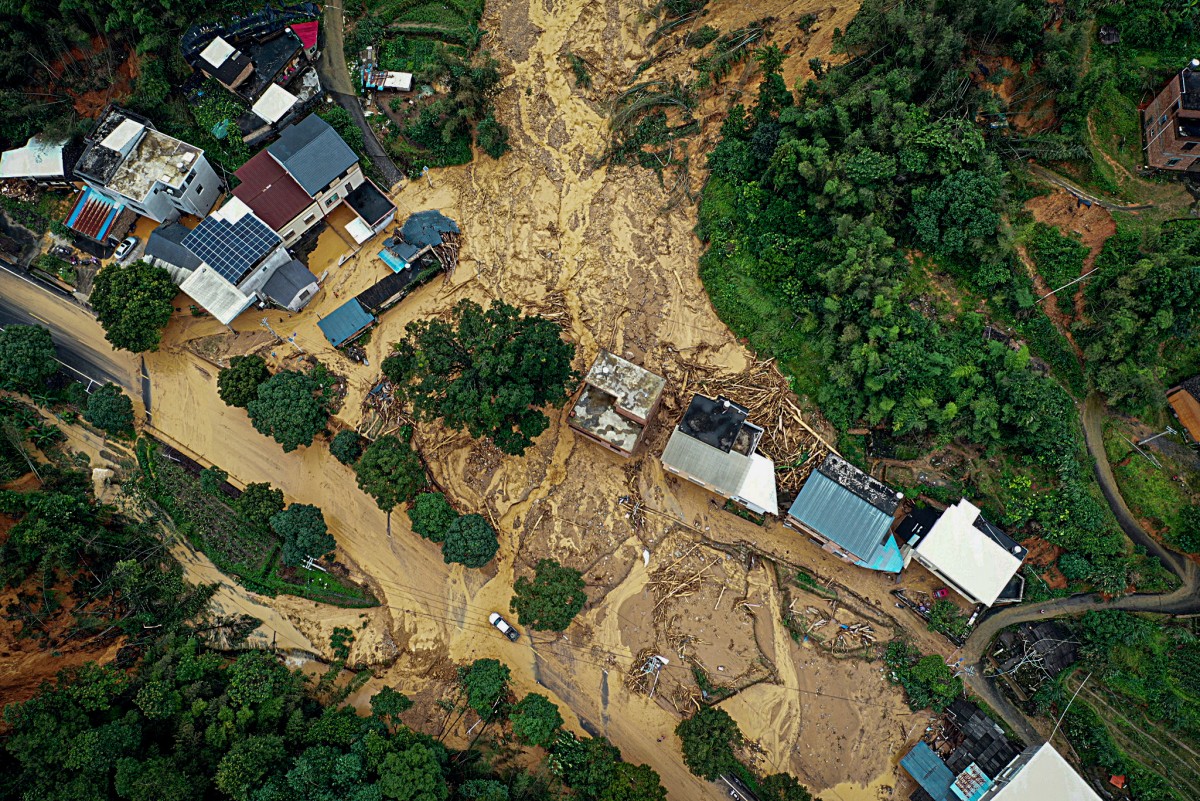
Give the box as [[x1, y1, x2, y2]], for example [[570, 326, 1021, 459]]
[[901, 498, 1026, 607], [0, 136, 80, 186], [73, 106, 221, 225], [1143, 60, 1200, 172], [568, 351, 666, 457], [784, 454, 904, 572], [660, 394, 778, 516]]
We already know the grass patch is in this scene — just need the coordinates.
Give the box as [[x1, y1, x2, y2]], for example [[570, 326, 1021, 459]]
[[135, 439, 376, 607]]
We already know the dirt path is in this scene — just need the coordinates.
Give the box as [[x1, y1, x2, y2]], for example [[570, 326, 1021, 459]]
[[1027, 164, 1154, 212]]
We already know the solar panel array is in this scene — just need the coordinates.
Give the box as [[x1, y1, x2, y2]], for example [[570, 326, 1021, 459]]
[[182, 213, 281, 285]]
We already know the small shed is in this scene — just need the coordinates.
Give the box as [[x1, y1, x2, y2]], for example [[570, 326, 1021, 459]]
[[318, 298, 376, 347]]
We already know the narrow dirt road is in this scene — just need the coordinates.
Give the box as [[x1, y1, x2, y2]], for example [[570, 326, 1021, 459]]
[[317, 3, 403, 187], [961, 393, 1200, 744]]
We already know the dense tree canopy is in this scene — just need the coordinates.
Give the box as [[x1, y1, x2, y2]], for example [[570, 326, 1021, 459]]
[[246, 371, 328, 452], [355, 434, 427, 512], [510, 693, 563, 748], [270, 503, 336, 566], [0, 324, 58, 390], [85, 383, 134, 435], [233, 482, 285, 531], [442, 514, 499, 568], [407, 492, 458, 543], [459, 658, 510, 716], [90, 261, 177, 353], [217, 355, 271, 409], [382, 300, 576, 455], [330, 430, 365, 465], [511, 559, 587, 631], [675, 706, 742, 780]]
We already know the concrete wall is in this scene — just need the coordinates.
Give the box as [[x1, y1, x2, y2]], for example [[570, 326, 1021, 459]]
[[312, 163, 364, 212]]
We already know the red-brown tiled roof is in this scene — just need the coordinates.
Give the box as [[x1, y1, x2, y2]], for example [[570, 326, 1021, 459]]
[[233, 150, 314, 231]]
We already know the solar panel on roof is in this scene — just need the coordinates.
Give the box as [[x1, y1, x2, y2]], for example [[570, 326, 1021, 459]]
[[182, 213, 280, 285]]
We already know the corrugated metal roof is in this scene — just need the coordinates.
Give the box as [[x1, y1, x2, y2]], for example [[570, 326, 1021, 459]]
[[262, 259, 318, 308], [400, 209, 459, 248], [661, 427, 751, 499], [901, 742, 954, 801], [317, 298, 375, 346], [787, 471, 896, 561], [268, 114, 358, 196], [179, 265, 256, 325]]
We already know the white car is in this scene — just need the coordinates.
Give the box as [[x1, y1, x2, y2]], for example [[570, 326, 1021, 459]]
[[114, 236, 138, 261], [488, 612, 519, 641]]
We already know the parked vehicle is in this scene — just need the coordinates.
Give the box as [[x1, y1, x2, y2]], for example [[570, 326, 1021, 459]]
[[932, 587, 950, 600], [114, 236, 138, 262], [488, 612, 519, 641]]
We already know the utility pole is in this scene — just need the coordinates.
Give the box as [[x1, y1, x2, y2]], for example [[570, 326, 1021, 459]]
[[1138, 426, 1177, 447], [1051, 672, 1092, 740], [1037, 268, 1098, 303], [261, 317, 304, 354], [303, 555, 329, 573]]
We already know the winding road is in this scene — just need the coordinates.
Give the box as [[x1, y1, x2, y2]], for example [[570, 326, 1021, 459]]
[[960, 393, 1200, 744]]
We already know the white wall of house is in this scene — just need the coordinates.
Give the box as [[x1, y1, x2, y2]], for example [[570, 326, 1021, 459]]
[[173, 156, 221, 217], [278, 200, 324, 245], [312, 163, 364, 212]]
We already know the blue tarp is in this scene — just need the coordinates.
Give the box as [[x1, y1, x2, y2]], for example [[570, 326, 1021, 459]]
[[900, 742, 954, 801], [318, 298, 376, 347], [378, 248, 407, 273]]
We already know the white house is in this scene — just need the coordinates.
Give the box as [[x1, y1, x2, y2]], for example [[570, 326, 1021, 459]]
[[903, 498, 1026, 607]]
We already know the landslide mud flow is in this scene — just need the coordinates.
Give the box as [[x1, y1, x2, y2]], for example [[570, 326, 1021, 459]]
[[134, 1, 929, 798]]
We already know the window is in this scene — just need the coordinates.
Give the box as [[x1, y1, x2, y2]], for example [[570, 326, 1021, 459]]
[[344, 182, 352, 194], [303, 213, 317, 224], [195, 185, 204, 195], [1161, 113, 1170, 125], [1184, 141, 1198, 152], [1167, 158, 1182, 167], [298, 289, 311, 301], [325, 194, 339, 207]]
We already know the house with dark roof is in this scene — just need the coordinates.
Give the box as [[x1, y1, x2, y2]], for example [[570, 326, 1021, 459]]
[[259, 114, 396, 243], [903, 498, 1026, 607], [140, 197, 319, 324], [1167, 375, 1200, 442], [196, 36, 255, 92], [784, 454, 904, 572], [660, 394, 778, 516], [1143, 61, 1200, 172], [72, 105, 221, 228], [318, 298, 376, 347]]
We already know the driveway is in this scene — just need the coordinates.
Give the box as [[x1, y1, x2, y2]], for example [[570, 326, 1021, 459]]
[[317, 3, 404, 189]]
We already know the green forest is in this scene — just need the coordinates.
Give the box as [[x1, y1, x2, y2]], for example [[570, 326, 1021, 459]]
[[697, 0, 1197, 596]]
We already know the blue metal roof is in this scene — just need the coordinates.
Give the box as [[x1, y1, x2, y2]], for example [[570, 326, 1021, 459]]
[[856, 534, 904, 573], [788, 471, 898, 567], [901, 742, 954, 801], [268, 114, 359, 196], [317, 298, 376, 347]]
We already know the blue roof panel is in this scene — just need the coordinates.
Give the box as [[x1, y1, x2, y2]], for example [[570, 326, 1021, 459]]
[[787, 471, 896, 562], [317, 298, 376, 347], [901, 742, 954, 801]]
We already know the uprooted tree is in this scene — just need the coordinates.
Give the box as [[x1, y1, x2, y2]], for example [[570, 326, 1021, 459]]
[[382, 299, 576, 456]]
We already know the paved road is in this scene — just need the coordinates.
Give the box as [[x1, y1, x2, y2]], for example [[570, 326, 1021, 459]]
[[317, 3, 404, 188], [960, 393, 1200, 744], [0, 263, 136, 391]]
